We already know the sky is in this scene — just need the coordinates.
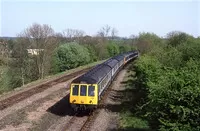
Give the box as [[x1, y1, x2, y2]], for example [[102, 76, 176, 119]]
[[0, 0, 200, 37]]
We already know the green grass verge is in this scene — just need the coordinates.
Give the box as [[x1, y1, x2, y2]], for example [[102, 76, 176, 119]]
[[120, 111, 149, 129]]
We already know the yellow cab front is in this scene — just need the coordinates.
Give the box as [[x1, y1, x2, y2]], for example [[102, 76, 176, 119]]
[[70, 84, 98, 105]]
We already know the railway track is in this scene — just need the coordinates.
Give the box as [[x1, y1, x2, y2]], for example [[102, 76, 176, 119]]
[[0, 67, 92, 110], [61, 110, 97, 131]]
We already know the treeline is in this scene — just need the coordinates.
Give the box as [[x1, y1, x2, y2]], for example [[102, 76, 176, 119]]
[[134, 32, 200, 130], [0, 23, 134, 93]]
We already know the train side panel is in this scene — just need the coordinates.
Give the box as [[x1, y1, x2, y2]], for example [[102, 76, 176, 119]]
[[98, 70, 112, 98]]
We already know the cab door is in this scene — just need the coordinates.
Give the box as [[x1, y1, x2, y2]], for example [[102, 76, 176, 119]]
[[87, 84, 98, 105]]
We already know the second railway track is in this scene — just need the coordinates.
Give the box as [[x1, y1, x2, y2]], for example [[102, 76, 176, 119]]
[[0, 67, 92, 110]]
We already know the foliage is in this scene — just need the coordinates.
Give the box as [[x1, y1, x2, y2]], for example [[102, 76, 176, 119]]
[[106, 41, 120, 57], [52, 42, 91, 72], [135, 32, 162, 54], [120, 111, 149, 129], [167, 31, 193, 47], [85, 44, 98, 62], [134, 32, 200, 130], [119, 42, 133, 53], [94, 42, 110, 60]]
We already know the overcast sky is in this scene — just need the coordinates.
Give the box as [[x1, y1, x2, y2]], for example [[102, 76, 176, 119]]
[[1, 0, 200, 37]]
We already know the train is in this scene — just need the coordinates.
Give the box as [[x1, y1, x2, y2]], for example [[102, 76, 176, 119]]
[[69, 50, 139, 111]]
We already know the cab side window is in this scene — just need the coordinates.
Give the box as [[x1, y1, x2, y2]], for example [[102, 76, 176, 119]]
[[88, 86, 95, 96], [72, 85, 79, 96]]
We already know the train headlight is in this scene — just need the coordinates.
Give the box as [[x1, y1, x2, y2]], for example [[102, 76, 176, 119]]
[[72, 100, 76, 103]]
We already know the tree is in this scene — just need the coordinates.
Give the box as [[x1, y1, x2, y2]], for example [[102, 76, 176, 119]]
[[97, 25, 111, 38], [62, 28, 85, 42], [167, 31, 192, 47], [19, 23, 58, 79], [136, 32, 161, 54], [129, 34, 137, 45], [111, 27, 118, 39], [52, 42, 91, 73], [107, 41, 120, 57], [0, 39, 10, 66], [9, 37, 29, 86]]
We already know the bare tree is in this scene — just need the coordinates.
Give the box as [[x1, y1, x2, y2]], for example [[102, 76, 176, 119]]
[[129, 34, 137, 45], [19, 23, 57, 79], [111, 28, 118, 39], [97, 25, 111, 38], [62, 28, 85, 42], [54, 32, 65, 44]]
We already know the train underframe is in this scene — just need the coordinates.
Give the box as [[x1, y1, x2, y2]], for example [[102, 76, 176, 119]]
[[71, 104, 97, 112]]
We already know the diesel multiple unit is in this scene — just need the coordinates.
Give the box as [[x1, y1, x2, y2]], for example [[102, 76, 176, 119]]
[[69, 50, 139, 111]]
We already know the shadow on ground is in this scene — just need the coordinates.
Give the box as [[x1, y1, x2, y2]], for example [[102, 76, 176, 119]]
[[47, 94, 75, 116], [47, 94, 91, 117]]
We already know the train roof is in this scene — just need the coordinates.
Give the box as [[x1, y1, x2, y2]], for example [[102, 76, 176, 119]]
[[103, 58, 119, 68], [123, 50, 138, 56], [72, 50, 138, 84], [112, 54, 124, 61], [112, 51, 136, 61], [72, 64, 112, 84]]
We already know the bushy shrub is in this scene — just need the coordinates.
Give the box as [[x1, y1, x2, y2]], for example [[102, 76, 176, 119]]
[[51, 42, 91, 72]]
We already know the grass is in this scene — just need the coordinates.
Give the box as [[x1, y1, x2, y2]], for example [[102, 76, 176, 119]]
[[120, 111, 149, 129], [119, 63, 150, 131], [0, 66, 10, 93]]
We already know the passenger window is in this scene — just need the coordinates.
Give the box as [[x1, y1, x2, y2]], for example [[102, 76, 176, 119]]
[[72, 85, 79, 96], [80, 85, 87, 96], [88, 86, 95, 96]]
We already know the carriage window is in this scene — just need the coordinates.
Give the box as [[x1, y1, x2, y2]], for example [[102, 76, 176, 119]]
[[88, 86, 95, 96], [72, 85, 79, 96], [80, 85, 87, 96]]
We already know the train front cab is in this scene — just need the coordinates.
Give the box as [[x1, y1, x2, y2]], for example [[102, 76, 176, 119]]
[[70, 84, 98, 110]]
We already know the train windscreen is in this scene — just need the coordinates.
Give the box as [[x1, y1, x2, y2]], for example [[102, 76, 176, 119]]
[[80, 85, 87, 96], [72, 85, 79, 96]]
